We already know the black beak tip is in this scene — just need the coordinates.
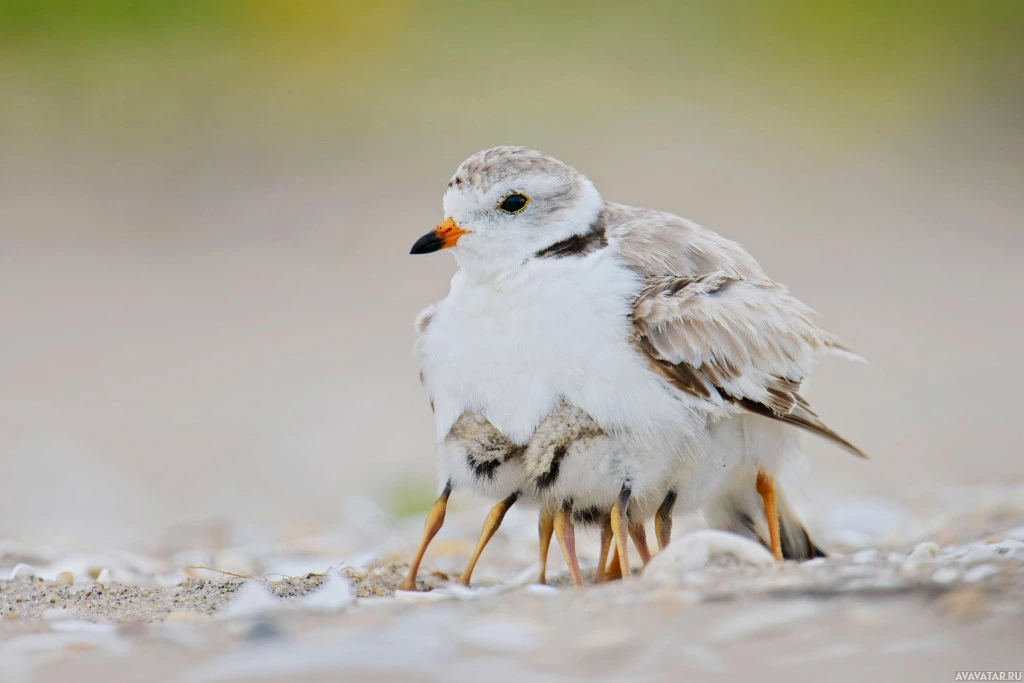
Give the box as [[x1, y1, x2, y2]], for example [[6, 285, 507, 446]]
[[410, 232, 443, 255]]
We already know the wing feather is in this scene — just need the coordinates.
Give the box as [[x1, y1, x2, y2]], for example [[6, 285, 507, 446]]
[[612, 206, 865, 458]]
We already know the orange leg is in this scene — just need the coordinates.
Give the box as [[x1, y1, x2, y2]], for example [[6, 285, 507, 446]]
[[756, 471, 783, 561], [538, 508, 555, 584], [605, 546, 623, 581], [609, 485, 632, 578], [629, 520, 652, 566], [554, 502, 586, 588], [400, 482, 452, 591], [594, 517, 613, 583], [654, 490, 676, 552], [458, 492, 519, 586]]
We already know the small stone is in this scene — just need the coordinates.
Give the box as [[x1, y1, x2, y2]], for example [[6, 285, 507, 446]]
[[643, 530, 774, 583], [56, 571, 74, 586], [9, 564, 35, 579], [96, 568, 113, 584]]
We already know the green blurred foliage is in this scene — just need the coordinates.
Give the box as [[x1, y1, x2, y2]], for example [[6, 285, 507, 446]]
[[386, 477, 440, 519], [1, 1, 1021, 149]]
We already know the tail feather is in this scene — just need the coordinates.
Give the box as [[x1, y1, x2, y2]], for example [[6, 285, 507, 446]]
[[735, 395, 866, 459]]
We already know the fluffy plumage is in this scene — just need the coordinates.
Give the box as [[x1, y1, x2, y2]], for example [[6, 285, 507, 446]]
[[413, 145, 862, 562]]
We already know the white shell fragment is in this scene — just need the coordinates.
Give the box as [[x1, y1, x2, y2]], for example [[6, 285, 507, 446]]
[[296, 572, 354, 612], [217, 581, 281, 620], [9, 564, 35, 579], [643, 530, 775, 583]]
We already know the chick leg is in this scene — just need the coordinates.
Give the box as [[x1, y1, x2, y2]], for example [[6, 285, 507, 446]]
[[594, 517, 613, 583], [756, 471, 783, 561], [399, 481, 452, 591], [629, 520, 652, 566], [654, 490, 676, 552], [554, 502, 586, 588], [609, 485, 633, 578], [458, 492, 519, 586], [605, 546, 623, 582], [538, 508, 555, 584]]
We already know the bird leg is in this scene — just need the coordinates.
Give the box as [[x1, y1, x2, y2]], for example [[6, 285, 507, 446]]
[[609, 484, 633, 577], [537, 508, 555, 584], [629, 520, 652, 566], [654, 490, 676, 551], [594, 517, 613, 583], [458, 491, 519, 586], [553, 501, 586, 588], [605, 546, 623, 581], [399, 481, 452, 591], [756, 471, 783, 561]]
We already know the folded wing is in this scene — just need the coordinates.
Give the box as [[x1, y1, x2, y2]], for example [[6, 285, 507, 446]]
[[626, 240, 865, 458]]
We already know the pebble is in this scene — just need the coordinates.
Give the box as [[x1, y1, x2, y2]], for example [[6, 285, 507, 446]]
[[96, 568, 112, 584], [56, 571, 74, 586], [9, 563, 35, 579], [643, 530, 775, 583]]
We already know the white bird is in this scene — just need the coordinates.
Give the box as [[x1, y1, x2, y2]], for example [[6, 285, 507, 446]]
[[400, 146, 862, 590]]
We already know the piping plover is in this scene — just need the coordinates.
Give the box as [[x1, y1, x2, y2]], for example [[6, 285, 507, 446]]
[[401, 146, 862, 590]]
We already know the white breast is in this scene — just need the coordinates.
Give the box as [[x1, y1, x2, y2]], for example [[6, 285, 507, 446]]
[[417, 249, 706, 451]]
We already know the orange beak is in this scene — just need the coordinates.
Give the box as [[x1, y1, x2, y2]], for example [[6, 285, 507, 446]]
[[410, 217, 469, 254]]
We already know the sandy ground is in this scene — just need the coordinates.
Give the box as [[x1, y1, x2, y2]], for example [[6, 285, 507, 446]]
[[2, 483, 1023, 682]]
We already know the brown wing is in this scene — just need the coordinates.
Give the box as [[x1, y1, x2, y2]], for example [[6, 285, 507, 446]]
[[630, 270, 865, 459]]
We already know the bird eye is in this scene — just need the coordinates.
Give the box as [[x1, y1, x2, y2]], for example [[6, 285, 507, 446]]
[[498, 193, 530, 214]]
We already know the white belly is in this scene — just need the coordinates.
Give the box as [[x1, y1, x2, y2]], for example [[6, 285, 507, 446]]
[[417, 250, 706, 453]]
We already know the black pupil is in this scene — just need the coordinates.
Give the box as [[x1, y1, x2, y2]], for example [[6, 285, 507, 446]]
[[500, 194, 527, 212]]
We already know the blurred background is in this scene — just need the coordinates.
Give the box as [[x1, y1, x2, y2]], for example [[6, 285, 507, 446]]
[[1, 0, 1022, 548]]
